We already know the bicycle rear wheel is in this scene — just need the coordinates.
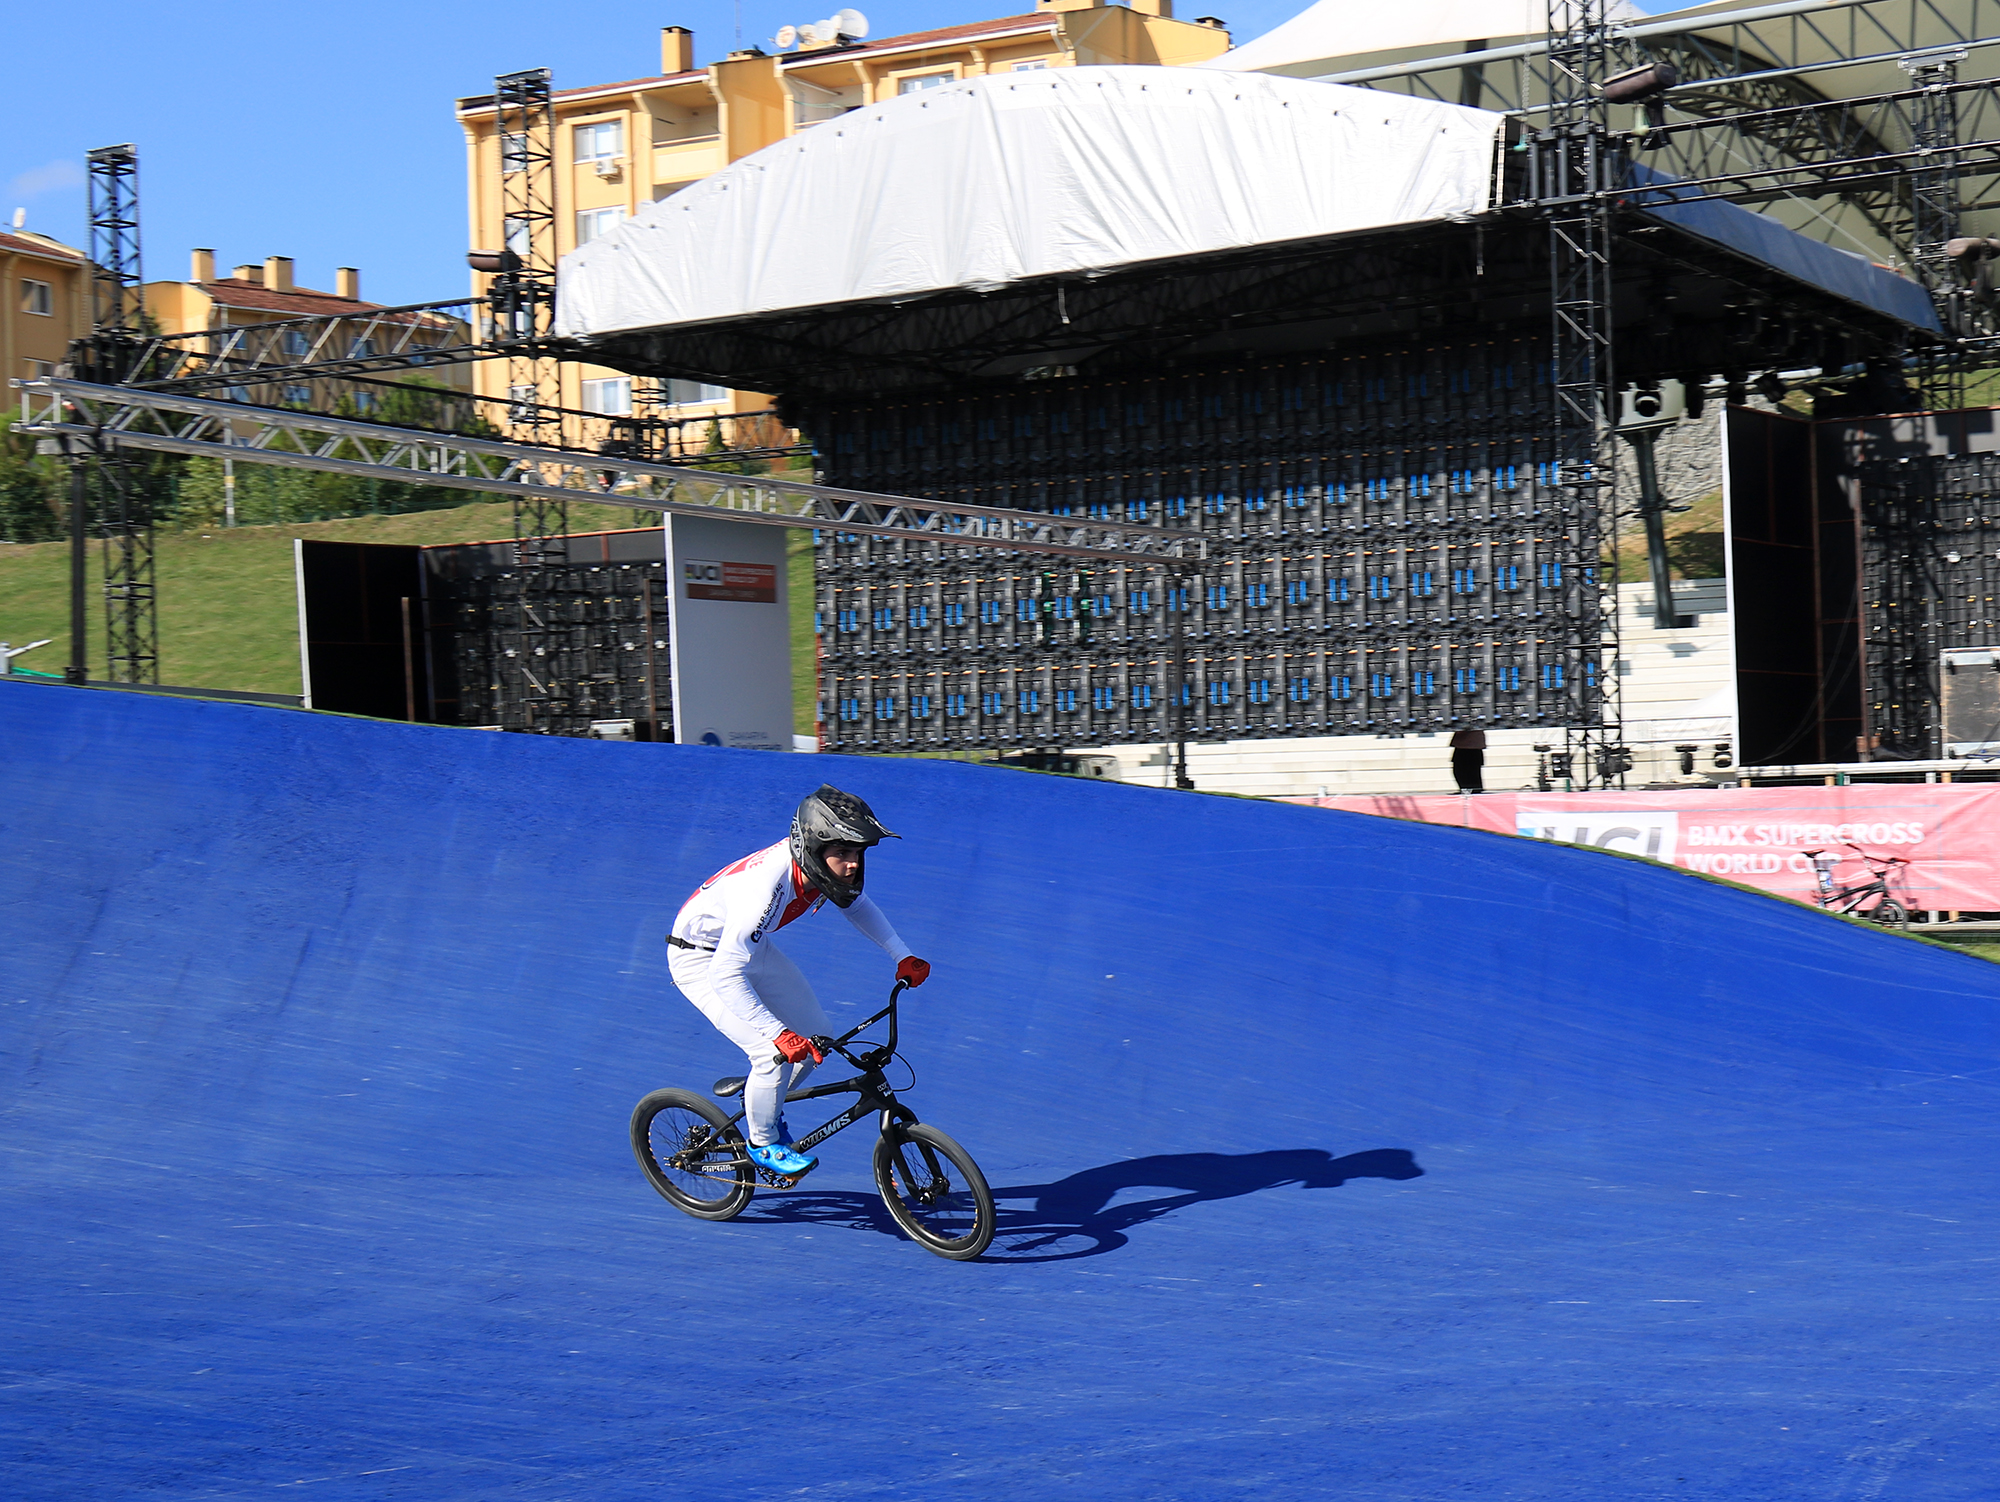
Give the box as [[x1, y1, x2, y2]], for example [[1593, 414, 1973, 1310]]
[[873, 1121, 994, 1260], [631, 1088, 753, 1221], [1871, 897, 1910, 931]]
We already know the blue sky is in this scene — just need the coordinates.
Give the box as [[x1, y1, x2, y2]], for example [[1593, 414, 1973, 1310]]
[[9, 0, 1672, 308]]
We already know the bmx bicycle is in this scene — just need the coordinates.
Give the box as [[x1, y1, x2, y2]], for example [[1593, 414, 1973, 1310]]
[[630, 979, 995, 1260], [1803, 842, 1911, 930]]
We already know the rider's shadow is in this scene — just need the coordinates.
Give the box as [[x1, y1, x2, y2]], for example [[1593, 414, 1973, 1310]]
[[736, 1148, 1424, 1262]]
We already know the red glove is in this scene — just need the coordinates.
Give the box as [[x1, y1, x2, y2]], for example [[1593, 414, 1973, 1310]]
[[896, 956, 932, 988], [772, 1029, 824, 1065]]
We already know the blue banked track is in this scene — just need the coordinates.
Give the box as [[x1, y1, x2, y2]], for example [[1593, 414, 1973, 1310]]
[[4, 678, 1998, 1500]]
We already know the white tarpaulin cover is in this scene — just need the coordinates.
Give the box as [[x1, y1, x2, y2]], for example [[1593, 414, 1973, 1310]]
[[554, 67, 1504, 339]]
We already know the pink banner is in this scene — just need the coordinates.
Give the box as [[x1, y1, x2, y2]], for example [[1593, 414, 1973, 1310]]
[[1294, 784, 2000, 913]]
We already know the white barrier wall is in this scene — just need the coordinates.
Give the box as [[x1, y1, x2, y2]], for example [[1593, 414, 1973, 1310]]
[[664, 515, 792, 750]]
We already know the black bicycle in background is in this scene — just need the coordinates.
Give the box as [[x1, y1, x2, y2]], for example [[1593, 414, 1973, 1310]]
[[630, 980, 995, 1260], [1805, 843, 1911, 930]]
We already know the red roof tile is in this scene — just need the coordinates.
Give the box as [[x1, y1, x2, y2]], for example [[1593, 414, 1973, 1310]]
[[196, 280, 455, 327], [0, 230, 86, 264]]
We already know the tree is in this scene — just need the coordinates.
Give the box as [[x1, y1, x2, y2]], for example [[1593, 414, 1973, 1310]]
[[0, 413, 63, 543]]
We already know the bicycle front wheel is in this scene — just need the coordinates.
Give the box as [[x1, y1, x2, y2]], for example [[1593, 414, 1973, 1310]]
[[873, 1121, 994, 1260], [631, 1088, 753, 1221], [1871, 897, 1910, 931]]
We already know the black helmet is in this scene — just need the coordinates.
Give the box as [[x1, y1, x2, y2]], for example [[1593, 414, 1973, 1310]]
[[790, 784, 899, 908]]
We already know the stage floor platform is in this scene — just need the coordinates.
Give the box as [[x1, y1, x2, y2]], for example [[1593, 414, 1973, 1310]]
[[4, 679, 1998, 1500]]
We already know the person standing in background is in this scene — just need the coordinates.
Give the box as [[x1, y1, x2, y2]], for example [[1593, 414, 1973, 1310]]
[[1450, 727, 1486, 793]]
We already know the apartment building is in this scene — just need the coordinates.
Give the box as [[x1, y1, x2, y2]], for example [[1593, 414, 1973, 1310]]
[[3, 225, 89, 388], [456, 0, 1231, 430]]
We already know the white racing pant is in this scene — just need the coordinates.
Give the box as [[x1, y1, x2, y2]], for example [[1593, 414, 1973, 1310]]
[[669, 941, 832, 1147]]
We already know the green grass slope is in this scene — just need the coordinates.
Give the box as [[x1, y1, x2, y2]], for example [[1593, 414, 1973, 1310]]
[[2, 504, 819, 735]]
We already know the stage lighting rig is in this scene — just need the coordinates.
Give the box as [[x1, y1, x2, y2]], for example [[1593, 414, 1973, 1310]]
[[1601, 61, 1679, 146]]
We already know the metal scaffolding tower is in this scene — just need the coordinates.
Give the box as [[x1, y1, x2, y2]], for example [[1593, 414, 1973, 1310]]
[[77, 144, 158, 686], [492, 67, 575, 730], [1904, 48, 1970, 406], [1536, 0, 1625, 786]]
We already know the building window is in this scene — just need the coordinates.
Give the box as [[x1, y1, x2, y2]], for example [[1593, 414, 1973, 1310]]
[[574, 120, 623, 163], [662, 378, 727, 406], [20, 279, 53, 316], [898, 72, 954, 94], [25, 359, 55, 380], [576, 207, 623, 244], [507, 383, 540, 420], [500, 132, 529, 173], [581, 376, 632, 415], [282, 385, 312, 406], [1011, 59, 1050, 71], [504, 216, 532, 256]]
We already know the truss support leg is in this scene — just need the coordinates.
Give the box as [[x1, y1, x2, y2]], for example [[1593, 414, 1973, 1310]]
[[97, 443, 158, 684], [65, 447, 89, 685]]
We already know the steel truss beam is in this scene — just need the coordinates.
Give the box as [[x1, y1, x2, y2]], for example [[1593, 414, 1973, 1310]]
[[17, 381, 1203, 565], [1326, 0, 2000, 289], [111, 297, 488, 394]]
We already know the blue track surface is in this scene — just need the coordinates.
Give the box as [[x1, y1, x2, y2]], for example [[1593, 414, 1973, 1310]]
[[5, 679, 1999, 1500]]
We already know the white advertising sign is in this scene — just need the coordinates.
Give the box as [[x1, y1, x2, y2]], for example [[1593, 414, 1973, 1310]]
[[664, 515, 793, 750]]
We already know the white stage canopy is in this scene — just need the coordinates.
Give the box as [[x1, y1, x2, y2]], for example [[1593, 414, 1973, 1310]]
[[553, 66, 1504, 341]]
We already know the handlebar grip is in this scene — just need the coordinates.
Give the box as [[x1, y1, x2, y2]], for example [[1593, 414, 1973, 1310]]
[[771, 1035, 839, 1068]]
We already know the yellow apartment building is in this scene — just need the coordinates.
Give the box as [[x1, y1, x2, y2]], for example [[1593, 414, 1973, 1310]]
[[3, 226, 90, 389], [456, 0, 1231, 435], [141, 251, 471, 407]]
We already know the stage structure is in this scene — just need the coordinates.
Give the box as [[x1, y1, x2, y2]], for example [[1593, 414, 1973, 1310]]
[[18, 376, 1200, 739], [554, 50, 1963, 775], [295, 530, 672, 735], [37, 0, 2000, 773], [1729, 402, 2000, 764]]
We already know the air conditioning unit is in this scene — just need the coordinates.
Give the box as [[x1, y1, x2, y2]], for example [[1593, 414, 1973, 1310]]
[[593, 157, 623, 179]]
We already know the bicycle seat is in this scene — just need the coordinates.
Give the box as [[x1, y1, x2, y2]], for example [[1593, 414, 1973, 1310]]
[[712, 1076, 746, 1099]]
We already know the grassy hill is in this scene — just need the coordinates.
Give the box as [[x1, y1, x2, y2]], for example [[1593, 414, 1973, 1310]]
[[0, 503, 819, 733]]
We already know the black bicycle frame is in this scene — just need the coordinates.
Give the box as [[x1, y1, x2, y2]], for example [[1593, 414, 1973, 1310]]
[[1825, 875, 1891, 910], [713, 982, 920, 1153]]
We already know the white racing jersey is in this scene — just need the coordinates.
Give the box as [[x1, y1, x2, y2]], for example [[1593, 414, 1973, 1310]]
[[672, 838, 910, 1026]]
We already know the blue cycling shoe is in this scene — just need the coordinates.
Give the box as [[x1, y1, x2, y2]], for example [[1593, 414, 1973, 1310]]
[[746, 1141, 818, 1179]]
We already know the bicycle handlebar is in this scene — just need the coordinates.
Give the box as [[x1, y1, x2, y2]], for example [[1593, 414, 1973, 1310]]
[[771, 978, 910, 1068], [1802, 845, 1909, 868]]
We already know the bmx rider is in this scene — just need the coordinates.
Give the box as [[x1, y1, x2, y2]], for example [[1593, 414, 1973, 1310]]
[[667, 785, 930, 1180]]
